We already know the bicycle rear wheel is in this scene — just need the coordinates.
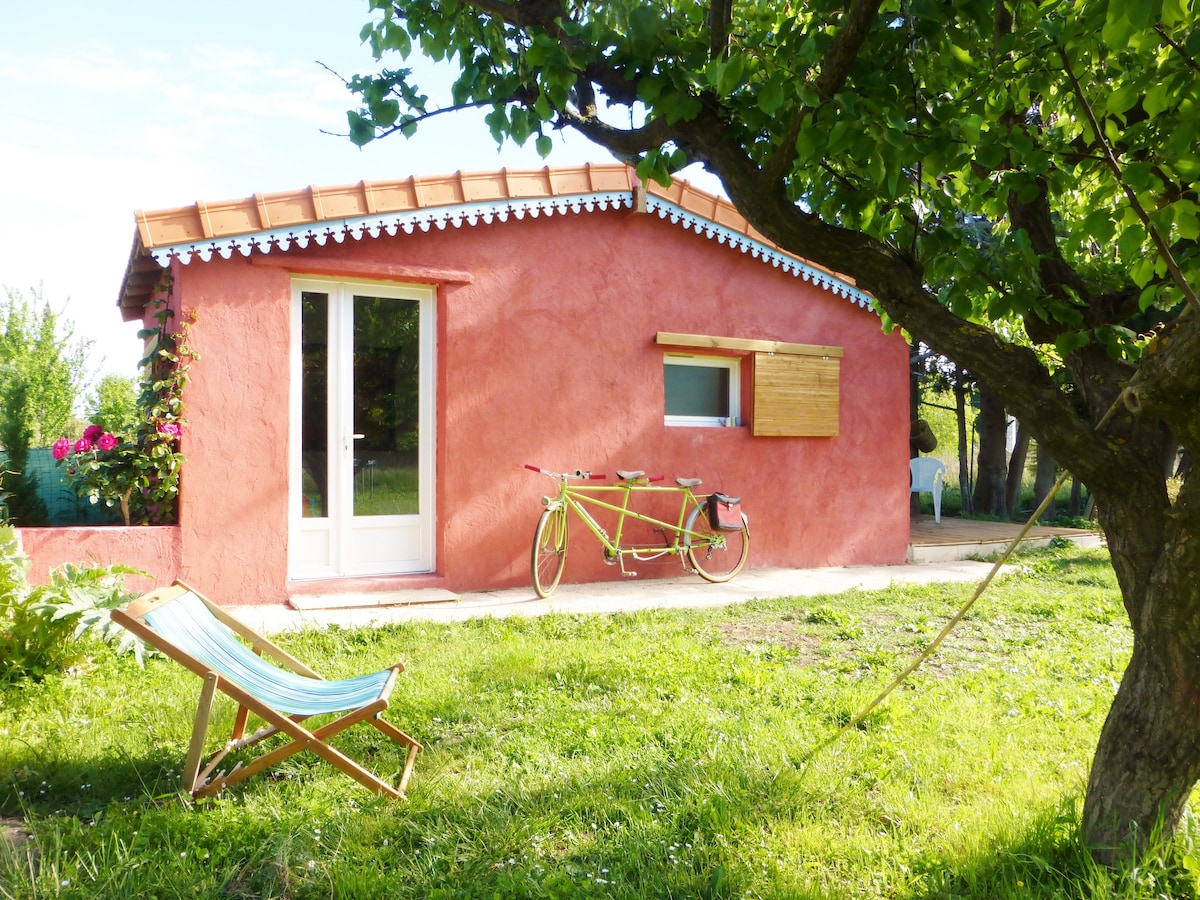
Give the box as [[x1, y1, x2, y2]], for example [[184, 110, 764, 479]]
[[532, 507, 568, 598], [684, 504, 748, 582]]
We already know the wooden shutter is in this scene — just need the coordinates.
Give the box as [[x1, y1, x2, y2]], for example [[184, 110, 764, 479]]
[[752, 352, 840, 436]]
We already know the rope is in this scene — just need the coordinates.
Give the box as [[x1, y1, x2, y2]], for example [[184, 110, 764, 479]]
[[806, 388, 1130, 758]]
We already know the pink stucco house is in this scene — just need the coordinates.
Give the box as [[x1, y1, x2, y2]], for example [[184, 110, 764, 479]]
[[20, 165, 910, 605]]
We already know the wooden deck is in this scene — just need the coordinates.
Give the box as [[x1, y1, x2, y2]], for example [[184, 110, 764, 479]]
[[909, 515, 1104, 563]]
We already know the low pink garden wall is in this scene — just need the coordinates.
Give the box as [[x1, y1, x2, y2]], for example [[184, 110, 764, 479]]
[[17, 526, 182, 594]]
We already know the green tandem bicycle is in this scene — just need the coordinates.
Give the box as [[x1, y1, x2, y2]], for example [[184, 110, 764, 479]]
[[524, 464, 750, 598]]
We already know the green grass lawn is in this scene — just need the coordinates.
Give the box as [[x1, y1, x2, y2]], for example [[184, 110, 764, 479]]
[[3, 546, 1198, 899]]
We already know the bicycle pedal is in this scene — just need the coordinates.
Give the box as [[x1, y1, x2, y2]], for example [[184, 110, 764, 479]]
[[622, 570, 638, 577]]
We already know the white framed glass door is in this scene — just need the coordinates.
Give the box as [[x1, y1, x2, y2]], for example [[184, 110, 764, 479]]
[[289, 278, 435, 579]]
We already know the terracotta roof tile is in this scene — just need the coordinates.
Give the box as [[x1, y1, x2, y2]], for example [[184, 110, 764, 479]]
[[119, 164, 866, 317]]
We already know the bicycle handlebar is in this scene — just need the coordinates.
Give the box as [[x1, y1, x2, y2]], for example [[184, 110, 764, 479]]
[[525, 464, 606, 480], [524, 465, 672, 483]]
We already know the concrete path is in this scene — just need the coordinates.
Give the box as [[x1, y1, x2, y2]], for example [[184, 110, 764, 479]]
[[231, 560, 1003, 635]]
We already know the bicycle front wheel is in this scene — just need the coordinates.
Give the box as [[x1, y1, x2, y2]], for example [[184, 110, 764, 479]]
[[684, 505, 749, 582], [532, 507, 568, 598]]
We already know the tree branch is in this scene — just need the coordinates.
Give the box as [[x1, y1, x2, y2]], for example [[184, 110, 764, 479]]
[[709, 0, 733, 61], [467, 0, 566, 29], [764, 0, 883, 185], [813, 0, 884, 102], [557, 107, 675, 159], [1156, 22, 1200, 74], [1058, 44, 1200, 316]]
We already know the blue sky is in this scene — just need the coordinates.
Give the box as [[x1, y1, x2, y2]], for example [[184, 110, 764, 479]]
[[0, 1, 716, 379]]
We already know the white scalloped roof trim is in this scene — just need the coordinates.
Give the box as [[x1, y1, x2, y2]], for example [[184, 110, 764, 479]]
[[147, 190, 870, 309], [643, 196, 871, 309]]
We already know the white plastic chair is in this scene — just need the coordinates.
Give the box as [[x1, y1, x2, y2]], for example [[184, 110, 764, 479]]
[[910, 457, 947, 524]]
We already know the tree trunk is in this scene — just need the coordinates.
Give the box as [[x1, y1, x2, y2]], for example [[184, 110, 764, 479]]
[[1082, 498, 1200, 865], [1034, 443, 1057, 521], [954, 373, 973, 514], [972, 386, 1008, 517], [1005, 421, 1030, 519]]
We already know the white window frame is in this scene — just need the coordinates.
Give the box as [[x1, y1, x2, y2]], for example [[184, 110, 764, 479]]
[[663, 354, 741, 427]]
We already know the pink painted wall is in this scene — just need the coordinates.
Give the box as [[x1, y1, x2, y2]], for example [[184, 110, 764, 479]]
[[17, 526, 181, 593], [53, 204, 909, 605], [168, 259, 294, 602]]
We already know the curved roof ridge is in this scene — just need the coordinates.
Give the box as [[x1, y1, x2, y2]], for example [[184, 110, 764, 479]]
[[118, 164, 871, 315]]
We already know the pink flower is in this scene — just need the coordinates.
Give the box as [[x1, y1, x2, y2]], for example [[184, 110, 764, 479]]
[[73, 437, 93, 453], [82, 424, 104, 442], [52, 438, 71, 460], [158, 422, 182, 438], [98, 433, 118, 451]]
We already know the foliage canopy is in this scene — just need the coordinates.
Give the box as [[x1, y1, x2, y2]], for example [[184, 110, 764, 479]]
[[346, 0, 1200, 861]]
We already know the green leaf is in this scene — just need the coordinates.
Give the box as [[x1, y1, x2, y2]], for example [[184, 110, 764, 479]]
[[1130, 256, 1157, 288], [1173, 200, 1200, 241], [1171, 154, 1200, 180], [637, 75, 668, 107], [1101, 7, 1135, 47], [1162, 0, 1187, 25], [1081, 207, 1116, 247], [627, 5, 663, 53], [714, 54, 746, 94], [1139, 284, 1161, 311], [795, 126, 824, 162], [956, 114, 983, 146], [974, 135, 1006, 169], [1143, 82, 1173, 118], [758, 78, 786, 116], [659, 87, 702, 124], [347, 112, 375, 146], [510, 106, 531, 144], [1106, 84, 1139, 118], [1055, 330, 1091, 356], [948, 42, 973, 66], [373, 99, 401, 129]]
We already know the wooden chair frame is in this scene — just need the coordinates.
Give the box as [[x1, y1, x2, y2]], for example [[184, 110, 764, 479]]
[[111, 581, 422, 801]]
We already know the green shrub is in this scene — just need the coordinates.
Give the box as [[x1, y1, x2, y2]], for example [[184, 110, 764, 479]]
[[0, 524, 143, 683]]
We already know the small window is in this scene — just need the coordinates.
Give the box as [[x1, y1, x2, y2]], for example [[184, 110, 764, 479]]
[[664, 355, 740, 427]]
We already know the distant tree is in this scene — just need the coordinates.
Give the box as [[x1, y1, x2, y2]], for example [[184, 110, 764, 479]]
[[87, 374, 139, 436], [972, 386, 1008, 518], [0, 373, 49, 525], [0, 287, 91, 446], [1035, 443, 1059, 520]]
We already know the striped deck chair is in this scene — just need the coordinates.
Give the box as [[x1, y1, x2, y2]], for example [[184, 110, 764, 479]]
[[111, 581, 422, 801]]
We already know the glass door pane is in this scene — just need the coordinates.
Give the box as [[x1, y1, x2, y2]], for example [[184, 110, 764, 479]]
[[300, 291, 329, 519], [352, 294, 421, 517]]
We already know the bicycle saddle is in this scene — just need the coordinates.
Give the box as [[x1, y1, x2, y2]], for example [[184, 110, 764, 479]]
[[676, 477, 702, 488], [615, 470, 645, 481]]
